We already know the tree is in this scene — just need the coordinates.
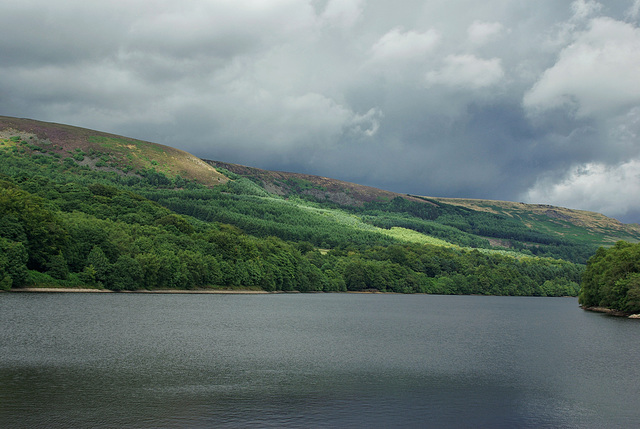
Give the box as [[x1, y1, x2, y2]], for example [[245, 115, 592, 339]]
[[625, 274, 640, 313], [580, 242, 640, 312], [46, 253, 69, 280], [0, 185, 68, 271], [0, 238, 29, 289], [107, 255, 143, 291], [87, 246, 110, 284]]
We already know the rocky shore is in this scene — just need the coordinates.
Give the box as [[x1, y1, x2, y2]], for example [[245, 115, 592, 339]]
[[581, 306, 640, 319]]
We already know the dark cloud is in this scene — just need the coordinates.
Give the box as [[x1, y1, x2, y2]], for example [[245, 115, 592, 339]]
[[2, 0, 640, 222]]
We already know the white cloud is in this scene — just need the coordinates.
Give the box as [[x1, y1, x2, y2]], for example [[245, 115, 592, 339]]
[[350, 108, 382, 137], [425, 54, 504, 89], [206, 84, 379, 150], [524, 17, 640, 117], [370, 27, 441, 62], [523, 160, 640, 218], [320, 0, 364, 28], [467, 20, 504, 45]]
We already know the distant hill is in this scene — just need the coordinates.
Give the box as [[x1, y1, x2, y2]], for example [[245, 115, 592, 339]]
[[206, 160, 640, 251], [431, 197, 640, 247], [1, 115, 638, 296], [205, 160, 428, 205]]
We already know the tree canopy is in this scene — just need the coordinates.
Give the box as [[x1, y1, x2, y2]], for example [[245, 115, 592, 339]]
[[0, 131, 594, 296], [580, 241, 640, 313]]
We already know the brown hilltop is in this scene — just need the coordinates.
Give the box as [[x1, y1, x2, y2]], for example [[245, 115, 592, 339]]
[[205, 160, 430, 206], [0, 116, 227, 187]]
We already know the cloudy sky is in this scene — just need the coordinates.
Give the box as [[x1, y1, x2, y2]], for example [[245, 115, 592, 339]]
[[2, 0, 640, 223]]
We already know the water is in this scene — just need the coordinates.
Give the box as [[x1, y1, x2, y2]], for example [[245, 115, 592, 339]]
[[1, 293, 639, 428]]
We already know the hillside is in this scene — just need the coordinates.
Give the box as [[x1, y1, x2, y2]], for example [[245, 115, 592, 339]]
[[1, 116, 638, 296], [206, 160, 428, 206], [2, 115, 637, 250], [0, 116, 228, 187], [206, 159, 639, 252], [431, 197, 640, 247]]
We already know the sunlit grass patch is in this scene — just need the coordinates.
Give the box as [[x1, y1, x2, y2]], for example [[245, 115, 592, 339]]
[[379, 227, 454, 247]]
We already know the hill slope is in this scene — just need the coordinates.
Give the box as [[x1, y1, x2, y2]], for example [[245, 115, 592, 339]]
[[1, 116, 638, 296], [431, 197, 640, 247], [0, 116, 227, 186], [206, 160, 428, 206], [2, 115, 637, 251], [206, 159, 640, 252]]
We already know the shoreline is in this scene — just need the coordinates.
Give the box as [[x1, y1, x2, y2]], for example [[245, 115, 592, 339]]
[[581, 305, 640, 319], [7, 288, 269, 294], [5, 288, 582, 297]]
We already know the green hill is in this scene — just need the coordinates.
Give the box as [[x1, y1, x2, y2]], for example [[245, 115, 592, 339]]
[[431, 197, 640, 247], [1, 116, 638, 296], [206, 160, 640, 252]]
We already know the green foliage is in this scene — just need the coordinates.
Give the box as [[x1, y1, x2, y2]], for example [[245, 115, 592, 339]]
[[0, 181, 68, 271], [88, 183, 118, 197], [108, 255, 143, 291], [155, 214, 195, 234], [87, 246, 110, 284], [0, 132, 590, 295], [355, 197, 597, 263], [580, 241, 640, 312], [46, 253, 69, 280], [220, 177, 273, 197], [144, 188, 399, 249], [0, 237, 29, 289]]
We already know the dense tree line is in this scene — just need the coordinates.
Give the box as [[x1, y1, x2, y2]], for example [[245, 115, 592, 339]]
[[579, 241, 640, 313], [0, 141, 584, 296], [0, 174, 581, 296], [355, 197, 598, 263], [143, 189, 398, 248]]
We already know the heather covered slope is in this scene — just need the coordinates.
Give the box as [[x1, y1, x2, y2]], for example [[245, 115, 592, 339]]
[[0, 116, 227, 187], [206, 160, 427, 206], [2, 115, 636, 252]]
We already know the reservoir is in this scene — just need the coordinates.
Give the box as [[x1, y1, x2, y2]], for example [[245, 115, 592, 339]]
[[1, 293, 639, 428]]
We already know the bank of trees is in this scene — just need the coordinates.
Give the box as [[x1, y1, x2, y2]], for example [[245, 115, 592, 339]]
[[579, 241, 640, 313], [0, 174, 582, 296], [0, 143, 584, 296], [355, 197, 598, 263]]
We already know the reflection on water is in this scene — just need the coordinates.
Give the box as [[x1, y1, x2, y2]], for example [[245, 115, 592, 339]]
[[1, 293, 639, 428]]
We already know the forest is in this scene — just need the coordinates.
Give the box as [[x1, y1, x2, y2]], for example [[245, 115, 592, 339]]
[[579, 241, 640, 313], [0, 131, 587, 297]]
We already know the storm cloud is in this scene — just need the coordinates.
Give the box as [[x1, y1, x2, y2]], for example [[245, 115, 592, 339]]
[[2, 0, 640, 222]]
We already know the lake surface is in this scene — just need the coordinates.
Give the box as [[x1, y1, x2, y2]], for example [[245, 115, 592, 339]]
[[1, 293, 639, 428]]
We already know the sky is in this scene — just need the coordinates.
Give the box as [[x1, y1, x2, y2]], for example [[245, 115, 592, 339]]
[[2, 0, 640, 223]]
